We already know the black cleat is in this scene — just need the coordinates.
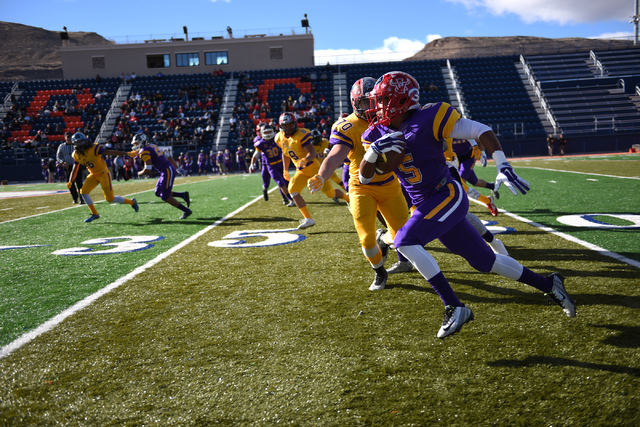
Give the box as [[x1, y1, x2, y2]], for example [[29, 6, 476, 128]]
[[179, 209, 193, 220], [183, 192, 190, 208]]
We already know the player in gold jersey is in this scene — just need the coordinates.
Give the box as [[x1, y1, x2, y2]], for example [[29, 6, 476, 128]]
[[310, 129, 344, 189], [309, 78, 409, 291], [276, 112, 349, 229], [66, 132, 139, 223]]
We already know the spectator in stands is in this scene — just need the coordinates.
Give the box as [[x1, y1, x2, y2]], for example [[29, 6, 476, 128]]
[[57, 131, 84, 203], [96, 74, 102, 83], [230, 115, 238, 132], [155, 71, 164, 80], [429, 82, 438, 92], [558, 134, 566, 156], [547, 134, 556, 156]]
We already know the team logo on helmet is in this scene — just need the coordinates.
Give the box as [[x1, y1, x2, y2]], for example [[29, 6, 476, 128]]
[[389, 77, 411, 93]]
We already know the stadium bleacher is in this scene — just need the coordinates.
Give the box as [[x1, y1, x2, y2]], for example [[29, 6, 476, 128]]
[[1, 46, 639, 172]]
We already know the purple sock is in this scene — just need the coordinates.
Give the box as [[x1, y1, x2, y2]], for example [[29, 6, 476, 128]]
[[428, 272, 463, 307], [518, 267, 552, 293], [486, 182, 495, 190]]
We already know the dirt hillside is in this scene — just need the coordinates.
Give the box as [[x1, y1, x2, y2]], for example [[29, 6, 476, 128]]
[[406, 36, 636, 61], [0, 21, 112, 82]]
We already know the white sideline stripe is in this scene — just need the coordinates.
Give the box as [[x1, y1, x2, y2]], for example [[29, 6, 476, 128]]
[[0, 194, 265, 360], [516, 166, 640, 180], [470, 199, 640, 270], [0, 179, 206, 225]]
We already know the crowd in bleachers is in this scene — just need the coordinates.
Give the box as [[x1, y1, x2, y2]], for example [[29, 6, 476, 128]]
[[1, 78, 117, 166]]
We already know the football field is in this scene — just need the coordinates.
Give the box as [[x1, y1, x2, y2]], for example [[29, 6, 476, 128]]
[[1, 154, 639, 425]]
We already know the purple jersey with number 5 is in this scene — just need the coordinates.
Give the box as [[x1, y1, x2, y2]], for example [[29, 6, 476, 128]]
[[362, 102, 461, 207]]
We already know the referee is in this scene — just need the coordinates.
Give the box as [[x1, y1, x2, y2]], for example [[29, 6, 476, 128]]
[[56, 131, 85, 204]]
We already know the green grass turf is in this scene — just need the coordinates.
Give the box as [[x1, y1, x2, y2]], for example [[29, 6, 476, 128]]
[[1, 159, 639, 425]]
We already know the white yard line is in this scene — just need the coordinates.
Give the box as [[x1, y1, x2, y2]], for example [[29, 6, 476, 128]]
[[0, 193, 265, 360], [471, 199, 640, 270], [515, 166, 640, 180]]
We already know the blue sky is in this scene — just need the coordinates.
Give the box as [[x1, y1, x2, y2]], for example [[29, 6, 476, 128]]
[[2, 0, 636, 64]]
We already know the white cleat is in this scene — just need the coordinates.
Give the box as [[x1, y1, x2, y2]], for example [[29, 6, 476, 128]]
[[546, 273, 576, 318], [437, 305, 474, 339], [369, 268, 388, 291], [297, 218, 316, 229], [387, 261, 414, 274], [489, 238, 509, 256]]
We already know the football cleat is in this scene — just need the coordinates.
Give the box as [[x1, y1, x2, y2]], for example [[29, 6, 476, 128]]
[[332, 196, 341, 204], [287, 199, 296, 207], [132, 198, 139, 212], [376, 229, 390, 265], [183, 192, 190, 208], [488, 238, 509, 256], [387, 261, 414, 274], [491, 188, 500, 200], [369, 267, 388, 291], [263, 188, 269, 201], [437, 305, 474, 339], [486, 196, 498, 217], [545, 273, 576, 318], [180, 209, 193, 220], [84, 214, 100, 223], [298, 218, 316, 229]]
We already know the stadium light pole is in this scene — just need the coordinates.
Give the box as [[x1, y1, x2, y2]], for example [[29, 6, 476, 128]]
[[633, 0, 639, 45]]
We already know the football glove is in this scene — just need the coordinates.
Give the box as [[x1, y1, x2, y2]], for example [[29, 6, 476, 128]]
[[128, 151, 138, 158], [472, 145, 487, 167], [370, 131, 405, 155], [495, 162, 530, 195], [323, 148, 331, 157], [66, 181, 73, 189], [177, 167, 187, 176], [283, 169, 290, 181], [308, 174, 325, 194]]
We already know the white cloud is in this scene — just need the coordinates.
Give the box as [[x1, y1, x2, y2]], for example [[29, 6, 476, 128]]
[[315, 35, 440, 65], [593, 31, 635, 39], [446, 0, 631, 24]]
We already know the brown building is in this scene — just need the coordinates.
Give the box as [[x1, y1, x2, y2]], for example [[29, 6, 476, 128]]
[[60, 32, 314, 79]]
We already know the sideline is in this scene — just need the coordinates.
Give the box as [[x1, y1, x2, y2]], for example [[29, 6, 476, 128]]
[[0, 192, 268, 360], [514, 166, 640, 180]]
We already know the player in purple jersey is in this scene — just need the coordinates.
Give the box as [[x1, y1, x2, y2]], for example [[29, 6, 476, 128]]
[[223, 149, 233, 174], [250, 124, 295, 206], [130, 134, 192, 219], [198, 150, 208, 176], [360, 71, 575, 339], [451, 137, 499, 201], [236, 146, 246, 173]]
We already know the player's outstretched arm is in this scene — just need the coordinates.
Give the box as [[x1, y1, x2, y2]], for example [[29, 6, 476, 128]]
[[452, 119, 530, 195]]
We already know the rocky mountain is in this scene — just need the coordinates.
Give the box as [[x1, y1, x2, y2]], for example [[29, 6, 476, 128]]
[[0, 21, 112, 82]]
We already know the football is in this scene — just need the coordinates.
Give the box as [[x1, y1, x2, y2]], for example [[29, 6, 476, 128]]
[[375, 146, 405, 175]]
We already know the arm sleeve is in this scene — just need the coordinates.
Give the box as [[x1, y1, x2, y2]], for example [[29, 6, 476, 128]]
[[449, 118, 492, 141]]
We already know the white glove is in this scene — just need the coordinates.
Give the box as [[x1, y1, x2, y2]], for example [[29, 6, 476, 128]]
[[177, 167, 187, 176], [370, 131, 405, 155], [495, 162, 530, 195], [323, 148, 331, 157]]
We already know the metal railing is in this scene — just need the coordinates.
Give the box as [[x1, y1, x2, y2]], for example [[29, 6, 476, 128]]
[[520, 55, 558, 133]]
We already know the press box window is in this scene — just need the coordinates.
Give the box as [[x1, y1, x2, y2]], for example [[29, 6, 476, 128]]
[[205, 51, 228, 65], [147, 54, 170, 68], [176, 53, 200, 67]]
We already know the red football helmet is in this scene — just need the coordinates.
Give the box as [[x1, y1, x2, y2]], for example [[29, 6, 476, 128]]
[[366, 71, 420, 127], [350, 77, 376, 119], [279, 112, 298, 137]]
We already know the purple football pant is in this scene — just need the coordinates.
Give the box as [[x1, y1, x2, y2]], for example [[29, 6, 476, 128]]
[[394, 180, 496, 273], [155, 165, 176, 201]]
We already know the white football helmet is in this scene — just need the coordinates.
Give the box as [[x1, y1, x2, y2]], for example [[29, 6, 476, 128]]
[[132, 133, 148, 151], [260, 125, 275, 141]]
